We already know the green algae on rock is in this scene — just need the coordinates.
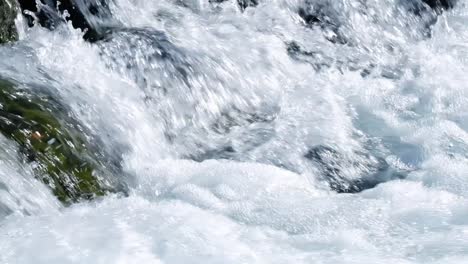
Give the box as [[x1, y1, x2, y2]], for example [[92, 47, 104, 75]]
[[0, 79, 115, 203], [0, 0, 18, 44]]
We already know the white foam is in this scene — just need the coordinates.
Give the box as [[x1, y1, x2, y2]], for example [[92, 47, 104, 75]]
[[1, 160, 468, 263], [1, 0, 468, 262]]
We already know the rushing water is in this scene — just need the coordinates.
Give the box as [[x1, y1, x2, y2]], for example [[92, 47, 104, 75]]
[[1, 0, 468, 263]]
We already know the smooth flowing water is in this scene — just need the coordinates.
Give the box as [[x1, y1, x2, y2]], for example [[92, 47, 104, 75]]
[[1, 0, 468, 263]]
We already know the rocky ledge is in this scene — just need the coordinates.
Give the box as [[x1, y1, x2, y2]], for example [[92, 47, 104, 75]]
[[0, 0, 18, 44], [0, 79, 122, 204]]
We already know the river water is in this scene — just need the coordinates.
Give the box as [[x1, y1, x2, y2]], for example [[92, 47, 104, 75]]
[[1, 0, 468, 263]]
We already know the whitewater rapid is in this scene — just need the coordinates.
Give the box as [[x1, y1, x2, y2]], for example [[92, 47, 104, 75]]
[[1, 0, 468, 263]]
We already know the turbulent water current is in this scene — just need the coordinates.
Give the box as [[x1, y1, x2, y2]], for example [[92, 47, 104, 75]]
[[1, 0, 468, 263]]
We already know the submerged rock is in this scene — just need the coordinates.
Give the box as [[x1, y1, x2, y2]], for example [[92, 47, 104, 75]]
[[296, 0, 455, 45], [0, 78, 121, 203], [297, 0, 354, 44], [237, 0, 258, 10], [209, 0, 258, 11], [305, 145, 405, 193], [97, 27, 189, 94], [286, 41, 336, 71], [0, 0, 18, 44]]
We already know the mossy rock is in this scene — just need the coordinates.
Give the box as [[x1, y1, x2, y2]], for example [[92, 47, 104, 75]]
[[0, 79, 116, 204], [0, 0, 18, 44]]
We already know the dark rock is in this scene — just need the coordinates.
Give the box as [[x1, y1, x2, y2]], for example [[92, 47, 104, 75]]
[[422, 0, 455, 10], [286, 41, 335, 71], [237, 0, 258, 10], [17, 0, 111, 41], [0, 78, 123, 203], [297, 0, 456, 46], [297, 2, 349, 45], [208, 0, 258, 11], [0, 0, 18, 44], [305, 145, 405, 193]]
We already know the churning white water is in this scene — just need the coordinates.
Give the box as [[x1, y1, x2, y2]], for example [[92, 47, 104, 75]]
[[1, 0, 468, 263]]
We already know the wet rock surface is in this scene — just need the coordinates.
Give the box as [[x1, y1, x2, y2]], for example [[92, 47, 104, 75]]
[[0, 0, 18, 44], [305, 145, 406, 193], [422, 0, 455, 10], [17, 0, 112, 41], [0, 78, 123, 203], [209, 0, 258, 11], [237, 0, 258, 10]]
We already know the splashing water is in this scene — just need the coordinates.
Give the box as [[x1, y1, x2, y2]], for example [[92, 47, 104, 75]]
[[1, 0, 468, 263]]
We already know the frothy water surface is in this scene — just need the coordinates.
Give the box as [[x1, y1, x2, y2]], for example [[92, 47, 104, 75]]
[[1, 0, 468, 263]]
